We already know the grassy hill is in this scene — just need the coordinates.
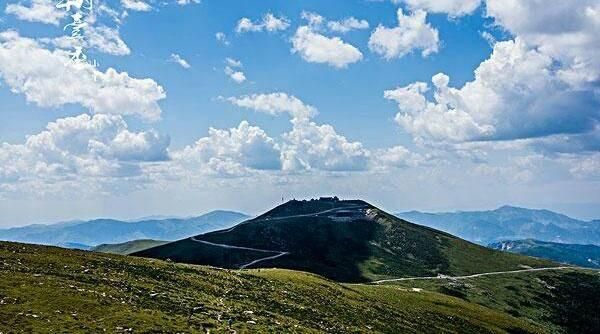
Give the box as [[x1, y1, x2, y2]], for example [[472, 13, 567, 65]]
[[135, 198, 555, 283], [92, 239, 169, 255], [489, 239, 600, 268], [1, 241, 586, 333]]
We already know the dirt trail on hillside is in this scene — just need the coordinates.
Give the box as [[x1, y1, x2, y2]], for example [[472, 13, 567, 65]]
[[189, 237, 289, 269], [189, 205, 367, 269], [371, 266, 578, 284]]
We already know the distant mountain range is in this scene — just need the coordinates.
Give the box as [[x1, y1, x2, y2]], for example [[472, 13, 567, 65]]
[[489, 239, 600, 268], [0, 210, 249, 248], [396, 206, 600, 246], [135, 198, 553, 283]]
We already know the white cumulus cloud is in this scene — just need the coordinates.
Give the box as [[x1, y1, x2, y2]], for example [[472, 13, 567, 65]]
[[373, 145, 424, 169], [327, 17, 370, 33], [86, 25, 131, 56], [369, 8, 439, 59], [121, 0, 152, 12], [236, 13, 290, 33], [176, 0, 200, 5], [223, 57, 245, 83], [399, 0, 482, 17], [384, 38, 600, 148], [227, 93, 370, 171], [40, 25, 131, 56], [281, 120, 371, 172], [227, 92, 317, 122], [174, 121, 281, 177], [5, 0, 65, 26], [291, 26, 363, 68], [215, 32, 230, 46], [224, 67, 246, 83], [169, 53, 191, 69], [0, 31, 166, 121], [0, 113, 170, 191], [486, 0, 600, 87]]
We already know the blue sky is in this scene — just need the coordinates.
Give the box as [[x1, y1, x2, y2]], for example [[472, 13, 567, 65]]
[[0, 0, 599, 226]]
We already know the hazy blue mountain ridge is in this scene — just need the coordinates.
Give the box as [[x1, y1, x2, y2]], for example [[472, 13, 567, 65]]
[[396, 206, 600, 245], [489, 239, 600, 268], [0, 210, 249, 247]]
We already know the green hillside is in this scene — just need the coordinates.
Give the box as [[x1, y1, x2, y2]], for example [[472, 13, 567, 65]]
[[92, 239, 169, 255], [387, 268, 600, 333], [0, 241, 566, 333], [135, 198, 555, 282]]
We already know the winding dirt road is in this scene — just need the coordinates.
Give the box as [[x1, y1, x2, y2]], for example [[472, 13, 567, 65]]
[[239, 251, 290, 269], [188, 205, 366, 269], [372, 266, 576, 284], [189, 237, 289, 269]]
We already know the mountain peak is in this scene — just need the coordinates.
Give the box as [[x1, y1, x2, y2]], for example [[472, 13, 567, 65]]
[[257, 197, 370, 220], [135, 198, 552, 283], [495, 205, 527, 212]]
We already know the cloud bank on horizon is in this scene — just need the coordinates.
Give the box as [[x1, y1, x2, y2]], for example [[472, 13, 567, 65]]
[[0, 0, 598, 224]]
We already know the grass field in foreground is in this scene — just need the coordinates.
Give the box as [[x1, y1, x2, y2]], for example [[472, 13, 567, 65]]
[[0, 241, 550, 333]]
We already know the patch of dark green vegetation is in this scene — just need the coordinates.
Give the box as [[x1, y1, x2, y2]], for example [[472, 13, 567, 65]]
[[439, 284, 468, 300], [540, 271, 600, 333]]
